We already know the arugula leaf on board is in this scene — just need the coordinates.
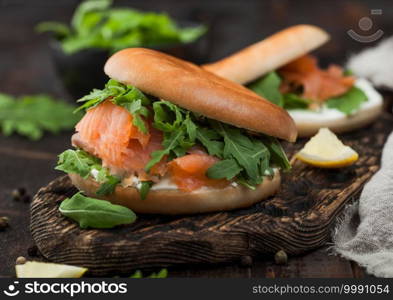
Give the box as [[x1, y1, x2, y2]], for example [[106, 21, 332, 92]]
[[59, 192, 136, 229], [325, 86, 368, 115], [247, 72, 284, 106], [0, 93, 81, 140], [56, 149, 121, 196], [36, 0, 206, 54]]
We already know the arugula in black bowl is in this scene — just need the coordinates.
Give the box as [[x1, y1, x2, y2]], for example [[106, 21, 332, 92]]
[[36, 0, 209, 99]]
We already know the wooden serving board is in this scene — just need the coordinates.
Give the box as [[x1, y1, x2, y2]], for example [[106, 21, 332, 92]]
[[30, 113, 393, 276]]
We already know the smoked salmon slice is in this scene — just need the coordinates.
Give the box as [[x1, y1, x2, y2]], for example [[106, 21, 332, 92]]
[[74, 100, 164, 177], [279, 55, 355, 103], [73, 100, 227, 192], [168, 153, 229, 192]]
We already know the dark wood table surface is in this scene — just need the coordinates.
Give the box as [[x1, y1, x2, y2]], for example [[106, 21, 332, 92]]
[[0, 52, 370, 280], [0, 132, 369, 278], [3, 0, 391, 278]]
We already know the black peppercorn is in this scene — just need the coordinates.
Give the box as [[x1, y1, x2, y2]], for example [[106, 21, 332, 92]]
[[11, 188, 26, 201], [0, 216, 9, 230], [240, 255, 253, 267]]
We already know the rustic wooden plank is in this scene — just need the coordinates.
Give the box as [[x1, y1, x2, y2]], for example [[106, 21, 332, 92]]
[[29, 114, 392, 276]]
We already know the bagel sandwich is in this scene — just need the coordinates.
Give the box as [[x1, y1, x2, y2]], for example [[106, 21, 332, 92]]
[[203, 25, 383, 137], [56, 48, 297, 215]]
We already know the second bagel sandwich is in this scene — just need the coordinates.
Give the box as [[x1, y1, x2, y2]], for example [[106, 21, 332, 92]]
[[204, 25, 383, 137]]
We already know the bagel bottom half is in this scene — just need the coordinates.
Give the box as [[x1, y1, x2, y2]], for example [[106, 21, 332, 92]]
[[68, 170, 281, 215], [292, 102, 383, 138], [289, 78, 383, 137]]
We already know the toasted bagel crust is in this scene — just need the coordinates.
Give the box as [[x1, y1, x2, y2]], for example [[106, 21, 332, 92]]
[[203, 25, 330, 85], [69, 170, 281, 215], [104, 48, 297, 142]]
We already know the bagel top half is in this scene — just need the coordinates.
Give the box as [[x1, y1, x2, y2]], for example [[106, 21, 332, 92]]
[[104, 48, 297, 142]]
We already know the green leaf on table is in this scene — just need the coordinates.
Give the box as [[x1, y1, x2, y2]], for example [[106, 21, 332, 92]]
[[0, 93, 81, 140], [59, 192, 136, 229], [326, 86, 367, 115]]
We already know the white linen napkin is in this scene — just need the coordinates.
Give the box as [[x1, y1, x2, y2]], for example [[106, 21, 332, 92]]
[[332, 132, 393, 277], [347, 37, 393, 89]]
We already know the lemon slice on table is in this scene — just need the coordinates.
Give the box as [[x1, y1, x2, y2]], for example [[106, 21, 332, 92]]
[[16, 261, 87, 278], [295, 128, 359, 168]]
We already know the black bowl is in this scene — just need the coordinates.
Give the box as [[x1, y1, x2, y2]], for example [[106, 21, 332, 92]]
[[49, 22, 211, 100]]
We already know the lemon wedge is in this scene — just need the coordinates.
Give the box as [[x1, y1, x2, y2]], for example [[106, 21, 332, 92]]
[[16, 261, 87, 278], [295, 128, 358, 168]]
